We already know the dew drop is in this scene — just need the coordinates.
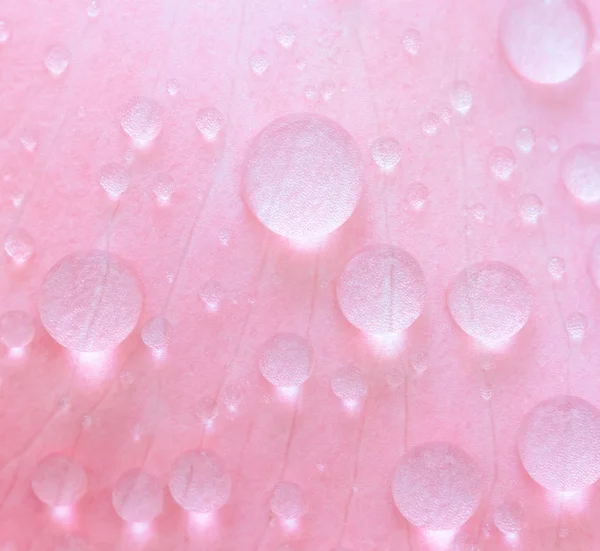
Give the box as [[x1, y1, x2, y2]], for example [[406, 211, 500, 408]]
[[243, 113, 362, 241], [44, 44, 70, 76], [87, 0, 100, 17], [561, 143, 600, 204], [141, 316, 171, 353], [196, 107, 224, 142], [249, 50, 269, 75], [565, 312, 586, 342], [448, 261, 532, 347], [331, 365, 368, 405], [166, 79, 179, 96], [169, 450, 231, 513], [500, 0, 592, 84], [548, 256, 566, 282], [489, 147, 517, 181], [0, 21, 10, 44], [371, 137, 401, 172], [99, 163, 129, 200], [32, 456, 87, 507], [337, 245, 426, 334], [516, 127, 535, 153], [402, 29, 422, 56], [39, 250, 143, 352], [20, 133, 37, 153], [3, 228, 34, 265], [421, 112, 441, 136], [0, 311, 34, 350], [275, 23, 296, 49], [449, 81, 473, 115], [406, 182, 429, 211], [259, 333, 313, 388], [270, 482, 306, 521], [518, 193, 543, 224], [494, 501, 524, 536], [321, 81, 335, 101], [518, 395, 600, 492], [120, 96, 162, 148], [392, 442, 481, 530], [112, 469, 164, 524], [153, 172, 175, 204], [200, 280, 223, 313]]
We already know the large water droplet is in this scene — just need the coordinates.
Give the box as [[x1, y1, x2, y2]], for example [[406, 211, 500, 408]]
[[120, 97, 162, 148], [489, 147, 517, 181], [392, 442, 481, 530], [0, 311, 34, 350], [494, 501, 524, 536], [448, 261, 532, 347], [337, 245, 426, 334], [32, 456, 87, 507], [196, 107, 224, 142], [449, 81, 473, 115], [3, 228, 35, 265], [99, 163, 129, 200], [44, 44, 70, 76], [169, 450, 231, 513], [562, 143, 600, 204], [270, 482, 306, 521], [500, 0, 592, 84], [371, 137, 401, 172], [141, 316, 171, 353], [259, 333, 313, 388], [112, 469, 164, 524], [243, 113, 362, 242], [331, 365, 368, 406], [518, 395, 600, 492], [39, 250, 143, 352]]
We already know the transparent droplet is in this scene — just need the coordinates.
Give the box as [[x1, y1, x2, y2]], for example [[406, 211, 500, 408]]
[[331, 365, 368, 406], [337, 245, 426, 334], [270, 482, 306, 521], [112, 469, 164, 524], [562, 143, 600, 204], [196, 107, 224, 142], [518, 193, 543, 224], [99, 163, 129, 199], [548, 256, 566, 282], [39, 250, 143, 352], [166, 79, 179, 96], [45, 44, 70, 76], [259, 333, 313, 388], [120, 96, 162, 148], [489, 147, 517, 181], [3, 228, 34, 265], [249, 50, 269, 75], [321, 81, 335, 101], [410, 351, 428, 375], [275, 23, 296, 49], [153, 172, 175, 204], [32, 456, 88, 507], [402, 29, 422, 56], [421, 112, 441, 136], [565, 312, 586, 342], [519, 395, 600, 492], [392, 442, 481, 530], [516, 127, 535, 153], [406, 183, 429, 211], [87, 0, 100, 17], [494, 501, 524, 536], [141, 316, 171, 352], [449, 81, 473, 115], [0, 311, 34, 350], [0, 21, 10, 44], [200, 280, 224, 313], [371, 137, 401, 172], [169, 450, 231, 513], [500, 0, 593, 84]]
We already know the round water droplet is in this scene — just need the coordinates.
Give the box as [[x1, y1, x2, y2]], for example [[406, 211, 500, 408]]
[[304, 85, 317, 101], [321, 81, 335, 101], [337, 245, 426, 334], [489, 147, 517, 181], [249, 50, 269, 75], [120, 96, 162, 148], [169, 450, 231, 513], [331, 365, 368, 405], [243, 113, 362, 241], [548, 256, 566, 282], [402, 29, 422, 56], [392, 442, 481, 530], [200, 280, 223, 313], [0, 21, 10, 44], [153, 172, 175, 204], [141, 316, 171, 352], [275, 23, 296, 49], [32, 456, 87, 507], [270, 481, 306, 521], [39, 250, 143, 352], [112, 469, 164, 524], [500, 0, 592, 84], [166, 79, 179, 96], [45, 44, 70, 76], [519, 395, 600, 492], [99, 163, 129, 199], [421, 112, 441, 136], [0, 311, 34, 350], [448, 262, 532, 347], [565, 312, 586, 342], [562, 143, 600, 204], [87, 0, 100, 17], [406, 182, 429, 211], [196, 107, 224, 142], [518, 193, 543, 224], [516, 127, 535, 153], [494, 501, 524, 536], [371, 137, 401, 172], [259, 333, 313, 388], [449, 81, 473, 115], [4, 228, 34, 265]]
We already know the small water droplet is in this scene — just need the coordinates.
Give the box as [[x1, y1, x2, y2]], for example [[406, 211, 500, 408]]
[[410, 351, 428, 374], [196, 107, 224, 142], [200, 280, 224, 313], [296, 58, 306, 71], [449, 81, 473, 115], [112, 469, 163, 523], [331, 365, 368, 406], [516, 127, 536, 153], [304, 85, 317, 101], [259, 333, 313, 388], [562, 143, 600, 204], [141, 316, 171, 353], [321, 81, 335, 101], [87, 0, 100, 17], [565, 312, 587, 342], [518, 193, 543, 224], [548, 136, 560, 154], [421, 112, 441, 136], [3, 228, 34, 265], [153, 172, 175, 204], [275, 23, 296, 49], [20, 133, 37, 153], [221, 382, 245, 413], [249, 50, 269, 75], [99, 163, 129, 200], [548, 256, 566, 281], [406, 182, 429, 211], [494, 501, 524, 536], [0, 21, 10, 44], [0, 310, 34, 350], [480, 384, 493, 401], [45, 44, 70, 76], [120, 96, 162, 148], [32, 456, 87, 507], [218, 229, 230, 246], [469, 203, 486, 222], [402, 29, 422, 56], [270, 481, 306, 522], [371, 137, 401, 172], [489, 147, 517, 181], [166, 79, 179, 96]]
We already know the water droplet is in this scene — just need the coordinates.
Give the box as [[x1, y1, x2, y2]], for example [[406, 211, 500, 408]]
[[200, 280, 223, 313], [221, 382, 245, 413], [500, 0, 592, 84], [565, 312, 586, 342], [275, 23, 296, 49], [0, 311, 34, 350], [0, 21, 10, 44], [218, 229, 230, 246], [249, 50, 269, 75], [87, 0, 100, 17], [296, 58, 306, 71], [410, 352, 428, 375], [469, 203, 486, 222], [44, 44, 70, 76], [402, 29, 422, 56], [112, 469, 164, 524], [141, 316, 171, 352], [448, 262, 532, 347], [494, 501, 524, 536], [304, 85, 317, 101], [153, 172, 175, 204], [449, 81, 473, 115], [321, 81, 335, 101], [270, 482, 306, 521], [331, 365, 368, 405], [3, 228, 34, 265], [166, 79, 179, 96], [99, 163, 129, 200], [337, 245, 426, 334], [196, 107, 224, 142], [406, 183, 429, 211], [518, 193, 543, 224], [32, 456, 87, 507], [518, 395, 600, 492], [562, 143, 600, 204], [39, 250, 143, 352], [120, 370, 134, 387], [516, 127, 535, 153], [548, 136, 560, 153], [259, 333, 313, 388], [480, 384, 493, 401], [489, 147, 517, 181], [169, 450, 231, 513], [371, 137, 401, 172], [392, 442, 481, 530], [421, 112, 441, 136], [120, 96, 162, 148], [20, 133, 37, 153], [53, 534, 91, 551], [243, 113, 362, 242], [548, 256, 566, 281]]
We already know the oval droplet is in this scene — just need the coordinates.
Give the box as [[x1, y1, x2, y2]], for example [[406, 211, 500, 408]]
[[32, 456, 87, 508], [562, 143, 600, 204], [44, 44, 70, 76], [489, 147, 517, 181], [0, 310, 35, 350], [249, 50, 269, 75], [270, 481, 306, 521], [3, 228, 35, 265], [99, 163, 129, 199], [120, 96, 162, 148], [406, 183, 429, 211], [112, 469, 164, 524], [141, 316, 171, 353], [548, 256, 566, 282], [371, 137, 401, 172], [259, 333, 313, 388], [331, 365, 368, 406]]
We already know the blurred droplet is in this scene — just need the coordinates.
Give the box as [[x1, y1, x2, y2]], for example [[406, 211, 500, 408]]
[[275, 23, 296, 49], [259, 333, 313, 388], [112, 469, 164, 524], [548, 257, 566, 282], [331, 365, 368, 406], [141, 316, 171, 353], [402, 29, 422, 56], [406, 183, 429, 211], [153, 173, 175, 204], [449, 81, 473, 115], [200, 280, 224, 313], [0, 21, 10, 44], [270, 482, 306, 522], [20, 133, 37, 153], [372, 137, 401, 172], [321, 81, 335, 101], [3, 228, 34, 265], [249, 50, 269, 75], [494, 501, 524, 536], [518, 193, 543, 224], [516, 127, 536, 153], [45, 44, 70, 76], [565, 312, 587, 342], [0, 310, 35, 350]]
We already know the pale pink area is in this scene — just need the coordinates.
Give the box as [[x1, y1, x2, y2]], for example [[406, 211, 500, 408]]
[[0, 0, 599, 550]]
